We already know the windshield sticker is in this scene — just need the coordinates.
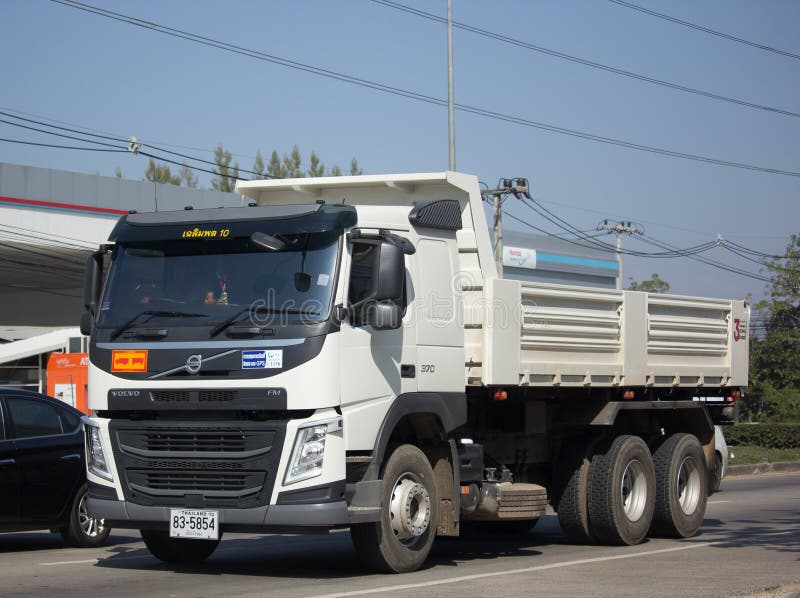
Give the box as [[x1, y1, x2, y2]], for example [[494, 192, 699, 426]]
[[317, 273, 330, 286], [181, 228, 231, 239], [242, 349, 283, 369]]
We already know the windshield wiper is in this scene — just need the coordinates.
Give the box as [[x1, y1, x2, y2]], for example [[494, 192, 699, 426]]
[[110, 310, 208, 340], [210, 305, 320, 337]]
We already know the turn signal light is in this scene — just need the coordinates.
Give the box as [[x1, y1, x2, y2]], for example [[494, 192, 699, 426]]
[[623, 389, 635, 400]]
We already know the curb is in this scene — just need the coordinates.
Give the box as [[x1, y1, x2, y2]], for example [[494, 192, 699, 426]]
[[726, 461, 800, 477]]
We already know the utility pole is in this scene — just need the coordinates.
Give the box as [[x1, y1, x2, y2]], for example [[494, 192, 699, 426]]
[[596, 219, 644, 290], [482, 178, 532, 277], [447, 0, 456, 171]]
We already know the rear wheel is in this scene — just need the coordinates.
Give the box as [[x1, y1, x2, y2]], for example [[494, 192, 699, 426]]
[[351, 444, 438, 573], [556, 443, 594, 544], [587, 435, 655, 545], [140, 530, 220, 563], [651, 433, 708, 538], [60, 483, 111, 548]]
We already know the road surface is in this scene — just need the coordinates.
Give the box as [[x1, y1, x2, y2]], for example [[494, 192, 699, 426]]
[[1, 472, 798, 597]]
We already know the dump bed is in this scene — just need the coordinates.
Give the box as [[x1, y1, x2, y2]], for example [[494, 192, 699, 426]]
[[478, 277, 749, 389]]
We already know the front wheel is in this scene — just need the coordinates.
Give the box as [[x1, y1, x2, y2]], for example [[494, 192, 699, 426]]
[[140, 530, 221, 563], [350, 444, 438, 573], [60, 483, 111, 548]]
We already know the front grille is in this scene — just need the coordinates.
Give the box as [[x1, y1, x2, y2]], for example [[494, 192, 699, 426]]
[[199, 390, 236, 402], [150, 390, 238, 403], [110, 419, 286, 508], [150, 391, 191, 402], [118, 428, 273, 453], [127, 470, 264, 493]]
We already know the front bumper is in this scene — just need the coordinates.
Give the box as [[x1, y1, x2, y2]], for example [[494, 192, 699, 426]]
[[87, 497, 350, 532]]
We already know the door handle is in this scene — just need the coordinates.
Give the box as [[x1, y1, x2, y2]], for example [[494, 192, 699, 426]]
[[61, 453, 82, 462], [0, 458, 15, 465]]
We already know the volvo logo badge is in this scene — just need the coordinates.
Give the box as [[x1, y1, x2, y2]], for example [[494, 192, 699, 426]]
[[185, 354, 202, 374]]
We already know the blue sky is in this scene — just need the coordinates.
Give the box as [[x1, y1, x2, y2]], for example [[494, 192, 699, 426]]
[[1, 0, 798, 300]]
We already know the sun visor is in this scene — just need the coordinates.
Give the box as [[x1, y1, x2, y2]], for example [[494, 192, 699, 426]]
[[108, 204, 357, 243]]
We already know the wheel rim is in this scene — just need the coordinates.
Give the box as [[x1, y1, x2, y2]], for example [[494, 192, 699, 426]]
[[677, 456, 701, 515], [620, 459, 648, 522], [78, 493, 106, 538], [389, 472, 431, 546]]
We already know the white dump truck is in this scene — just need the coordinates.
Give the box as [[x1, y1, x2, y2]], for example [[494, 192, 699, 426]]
[[81, 171, 748, 572]]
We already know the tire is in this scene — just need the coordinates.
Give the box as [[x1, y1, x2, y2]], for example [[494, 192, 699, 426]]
[[651, 433, 708, 538], [350, 444, 438, 573], [555, 443, 594, 544], [587, 435, 655, 546], [708, 452, 723, 495], [60, 483, 111, 548], [140, 529, 221, 563]]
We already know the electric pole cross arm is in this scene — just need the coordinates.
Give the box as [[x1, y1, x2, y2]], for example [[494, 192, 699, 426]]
[[481, 177, 532, 277], [597, 219, 644, 290]]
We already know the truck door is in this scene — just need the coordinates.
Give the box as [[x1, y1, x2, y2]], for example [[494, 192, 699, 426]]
[[339, 232, 418, 436]]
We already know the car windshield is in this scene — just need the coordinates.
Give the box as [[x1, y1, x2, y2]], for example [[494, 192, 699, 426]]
[[97, 230, 340, 330]]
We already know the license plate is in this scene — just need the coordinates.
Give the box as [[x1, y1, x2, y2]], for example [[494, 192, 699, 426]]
[[169, 509, 219, 540]]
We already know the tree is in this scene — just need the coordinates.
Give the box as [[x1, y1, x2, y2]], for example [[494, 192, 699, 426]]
[[308, 151, 325, 177], [282, 145, 303, 178], [350, 157, 362, 176], [328, 165, 343, 177], [627, 273, 670, 293], [267, 149, 285, 178], [180, 165, 198, 188], [115, 167, 123, 179], [744, 234, 800, 422], [210, 144, 240, 192], [252, 150, 266, 180], [144, 158, 181, 186]]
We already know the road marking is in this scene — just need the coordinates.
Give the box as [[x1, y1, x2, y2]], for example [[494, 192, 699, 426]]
[[306, 542, 717, 598], [708, 500, 731, 504]]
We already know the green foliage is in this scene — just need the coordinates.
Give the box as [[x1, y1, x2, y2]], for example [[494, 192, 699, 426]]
[[210, 144, 240, 192], [745, 233, 800, 423], [180, 165, 198, 188], [350, 157, 362, 176], [329, 164, 343, 177], [308, 151, 325, 177], [627, 273, 670, 293], [726, 423, 800, 449], [144, 158, 181, 186], [252, 150, 266, 180], [115, 167, 123, 178]]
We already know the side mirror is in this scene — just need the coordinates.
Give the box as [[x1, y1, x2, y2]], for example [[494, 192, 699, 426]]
[[83, 252, 104, 314], [373, 242, 405, 302], [80, 310, 94, 336], [363, 302, 402, 330]]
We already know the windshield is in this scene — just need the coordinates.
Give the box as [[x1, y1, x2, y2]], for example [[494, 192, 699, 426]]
[[97, 231, 340, 330]]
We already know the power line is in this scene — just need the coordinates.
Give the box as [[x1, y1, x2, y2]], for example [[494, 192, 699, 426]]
[[0, 111, 269, 179], [0, 137, 127, 153], [370, 0, 800, 119], [48, 0, 800, 179], [608, 0, 800, 62]]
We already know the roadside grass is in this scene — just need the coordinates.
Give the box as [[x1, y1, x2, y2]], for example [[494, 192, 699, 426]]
[[728, 444, 800, 465]]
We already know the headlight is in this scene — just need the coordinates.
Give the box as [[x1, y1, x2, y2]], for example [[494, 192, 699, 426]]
[[84, 421, 113, 481], [285, 420, 339, 485], [285, 425, 327, 485]]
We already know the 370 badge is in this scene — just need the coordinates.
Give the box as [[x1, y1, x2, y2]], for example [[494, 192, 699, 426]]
[[242, 349, 283, 370]]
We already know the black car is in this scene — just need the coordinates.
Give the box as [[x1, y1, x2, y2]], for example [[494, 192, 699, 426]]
[[0, 389, 110, 547]]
